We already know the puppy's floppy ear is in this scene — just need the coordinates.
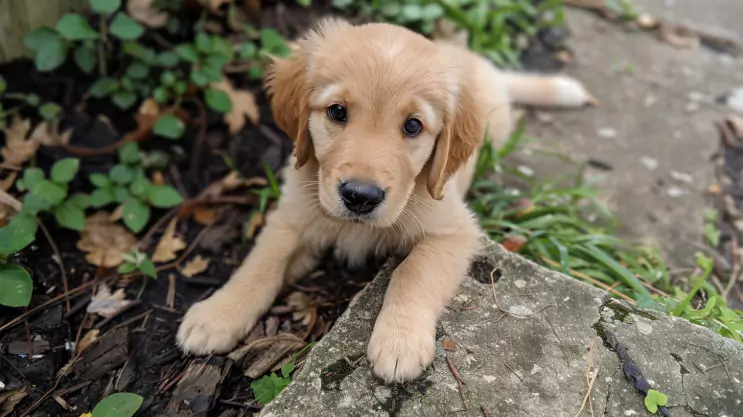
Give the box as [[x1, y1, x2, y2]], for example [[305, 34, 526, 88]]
[[427, 86, 485, 200], [264, 52, 313, 169]]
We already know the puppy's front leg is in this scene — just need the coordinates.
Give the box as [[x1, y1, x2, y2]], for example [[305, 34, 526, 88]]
[[177, 208, 301, 355], [367, 217, 483, 383]]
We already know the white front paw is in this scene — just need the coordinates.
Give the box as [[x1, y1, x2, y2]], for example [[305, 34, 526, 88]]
[[177, 292, 260, 355], [367, 311, 436, 383]]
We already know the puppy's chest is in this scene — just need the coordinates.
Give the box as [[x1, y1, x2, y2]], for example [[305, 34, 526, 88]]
[[301, 219, 415, 268]]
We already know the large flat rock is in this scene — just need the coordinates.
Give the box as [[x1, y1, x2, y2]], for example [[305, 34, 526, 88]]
[[259, 243, 743, 417]]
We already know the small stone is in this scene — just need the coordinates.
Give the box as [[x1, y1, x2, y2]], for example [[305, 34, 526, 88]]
[[670, 170, 693, 183], [636, 13, 659, 29], [517, 165, 534, 177], [597, 127, 618, 138], [667, 186, 684, 197], [724, 86, 743, 113], [535, 111, 554, 124], [483, 375, 497, 383], [640, 156, 658, 171], [509, 305, 534, 317]]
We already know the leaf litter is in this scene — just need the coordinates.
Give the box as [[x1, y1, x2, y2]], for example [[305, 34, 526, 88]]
[[152, 217, 187, 263]]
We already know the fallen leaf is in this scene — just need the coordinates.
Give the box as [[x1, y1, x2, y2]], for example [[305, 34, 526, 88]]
[[245, 210, 264, 240], [28, 119, 73, 147], [211, 78, 260, 134], [127, 0, 168, 28], [0, 384, 28, 417], [193, 205, 216, 225], [152, 217, 186, 262], [0, 172, 17, 192], [285, 292, 313, 325], [109, 204, 125, 222], [179, 255, 210, 277], [76, 329, 100, 353], [79, 413, 92, 417], [658, 24, 699, 49], [139, 97, 162, 118], [1, 115, 38, 166], [442, 336, 457, 351], [199, 170, 251, 199], [87, 284, 132, 318], [502, 235, 527, 252], [77, 212, 137, 268]]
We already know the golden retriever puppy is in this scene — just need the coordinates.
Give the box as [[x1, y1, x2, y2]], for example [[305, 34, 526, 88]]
[[177, 18, 593, 383]]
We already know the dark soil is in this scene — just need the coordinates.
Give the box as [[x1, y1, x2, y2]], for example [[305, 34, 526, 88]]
[[0, 1, 567, 416]]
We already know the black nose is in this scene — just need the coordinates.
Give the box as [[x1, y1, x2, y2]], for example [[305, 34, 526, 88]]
[[339, 180, 385, 215]]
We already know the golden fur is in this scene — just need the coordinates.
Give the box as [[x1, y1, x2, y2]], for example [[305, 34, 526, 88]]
[[177, 18, 593, 383]]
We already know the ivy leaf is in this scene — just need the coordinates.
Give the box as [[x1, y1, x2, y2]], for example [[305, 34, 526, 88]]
[[204, 87, 232, 113], [147, 185, 183, 208], [122, 199, 150, 233], [91, 392, 143, 417], [54, 201, 86, 231], [139, 257, 157, 278], [118, 261, 138, 274], [25, 93, 41, 106], [239, 42, 257, 59], [112, 91, 137, 109], [251, 373, 291, 405], [175, 44, 199, 63], [126, 61, 150, 79], [89, 187, 115, 208], [39, 102, 63, 120], [644, 389, 668, 414], [118, 142, 140, 164], [35, 36, 68, 72], [195, 32, 212, 53], [259, 29, 291, 57], [22, 168, 46, 191], [129, 177, 151, 198], [56, 14, 99, 40], [110, 13, 145, 40], [90, 0, 121, 14], [24, 28, 60, 51], [90, 78, 119, 98], [33, 180, 67, 205], [73, 44, 96, 73], [68, 193, 91, 209], [90, 173, 112, 188], [115, 186, 132, 203], [153, 114, 185, 140], [110, 164, 135, 185], [0, 75, 5, 93], [0, 213, 38, 255], [21, 193, 50, 215], [50, 158, 80, 184], [156, 51, 180, 67], [280, 362, 295, 379], [0, 264, 33, 307]]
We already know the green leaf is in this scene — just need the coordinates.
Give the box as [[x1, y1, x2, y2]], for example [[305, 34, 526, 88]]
[[175, 44, 199, 63], [39, 102, 63, 120], [25, 93, 41, 106], [23, 168, 46, 190], [173, 81, 187, 95], [420, 3, 444, 20], [160, 71, 176, 86], [32, 180, 67, 205], [259, 28, 291, 57], [21, 193, 51, 215], [68, 192, 91, 209], [115, 186, 132, 203], [90, 0, 121, 14], [401, 4, 422, 21], [703, 222, 720, 247], [139, 257, 157, 278], [190, 68, 210, 87], [35, 37, 68, 72], [644, 389, 668, 414], [110, 164, 135, 184], [129, 177, 151, 198], [297, 0, 311, 7], [153, 86, 170, 103], [122, 41, 156, 63], [91, 392, 143, 417], [126, 61, 150, 79], [54, 201, 85, 231], [251, 373, 291, 405], [211, 36, 233, 59], [239, 42, 257, 59], [280, 361, 295, 379], [195, 32, 212, 53], [24, 28, 60, 51], [148, 185, 183, 208], [0, 75, 6, 93], [117, 262, 138, 274], [90, 78, 119, 98], [154, 114, 185, 139], [51, 158, 80, 183], [204, 87, 231, 113], [0, 264, 33, 307], [74, 44, 97, 73], [157, 51, 180, 67], [122, 199, 150, 233], [56, 14, 99, 40], [112, 91, 137, 109], [90, 173, 112, 188], [90, 187, 115, 207], [110, 13, 145, 40], [0, 213, 38, 255], [118, 142, 140, 164]]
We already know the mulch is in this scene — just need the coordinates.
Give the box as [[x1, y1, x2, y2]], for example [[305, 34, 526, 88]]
[[0, 1, 570, 416]]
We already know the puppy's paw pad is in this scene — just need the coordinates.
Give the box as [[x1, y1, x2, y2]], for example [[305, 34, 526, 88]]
[[367, 320, 435, 383], [176, 297, 255, 355]]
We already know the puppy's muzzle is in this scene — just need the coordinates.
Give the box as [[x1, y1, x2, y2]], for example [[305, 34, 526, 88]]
[[339, 180, 385, 215]]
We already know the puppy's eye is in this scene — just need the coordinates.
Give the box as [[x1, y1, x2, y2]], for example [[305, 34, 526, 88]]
[[327, 104, 347, 122], [403, 118, 423, 137]]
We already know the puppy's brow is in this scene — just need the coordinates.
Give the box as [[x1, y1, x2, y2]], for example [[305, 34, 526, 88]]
[[315, 84, 343, 105]]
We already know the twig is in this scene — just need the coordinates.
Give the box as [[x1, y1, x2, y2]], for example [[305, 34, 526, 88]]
[[0, 280, 97, 335], [574, 339, 599, 417], [109, 310, 152, 332], [446, 354, 468, 410], [480, 406, 490, 417], [38, 220, 70, 313], [504, 363, 523, 383], [540, 257, 635, 302], [167, 274, 176, 309]]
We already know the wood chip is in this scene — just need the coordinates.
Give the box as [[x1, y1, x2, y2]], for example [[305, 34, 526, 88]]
[[165, 356, 232, 416], [72, 327, 129, 382]]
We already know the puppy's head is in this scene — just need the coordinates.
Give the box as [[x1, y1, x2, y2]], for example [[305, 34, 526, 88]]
[[265, 19, 484, 227]]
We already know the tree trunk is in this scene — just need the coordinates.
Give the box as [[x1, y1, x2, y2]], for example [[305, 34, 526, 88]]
[[0, 0, 88, 63]]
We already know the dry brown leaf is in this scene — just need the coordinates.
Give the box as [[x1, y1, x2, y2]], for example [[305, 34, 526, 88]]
[[77, 212, 137, 268], [658, 24, 700, 49], [109, 204, 125, 222], [502, 235, 527, 252], [286, 292, 313, 325], [0, 384, 28, 417], [1, 115, 38, 166], [193, 205, 216, 225], [245, 210, 264, 240], [28, 119, 73, 147], [87, 284, 133, 318], [127, 0, 168, 28], [0, 172, 17, 192], [152, 218, 187, 263], [442, 336, 457, 351], [179, 255, 211, 277], [211, 78, 260, 134]]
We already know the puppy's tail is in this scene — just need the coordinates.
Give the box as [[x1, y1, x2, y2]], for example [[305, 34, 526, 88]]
[[501, 72, 597, 108]]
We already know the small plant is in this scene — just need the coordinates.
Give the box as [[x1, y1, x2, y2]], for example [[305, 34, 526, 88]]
[[117, 250, 157, 277], [175, 32, 234, 112], [644, 389, 668, 414], [0, 261, 33, 307], [86, 392, 143, 417], [237, 27, 293, 80], [703, 209, 721, 248], [250, 342, 316, 405], [0, 75, 62, 129], [88, 142, 183, 233]]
